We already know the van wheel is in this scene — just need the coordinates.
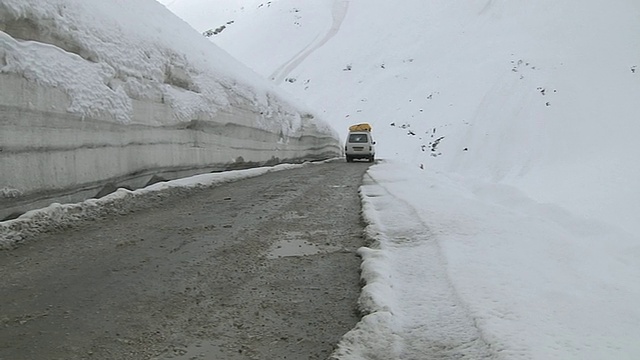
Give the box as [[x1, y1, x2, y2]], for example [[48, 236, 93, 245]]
[[369, 156, 375, 162], [346, 156, 352, 163]]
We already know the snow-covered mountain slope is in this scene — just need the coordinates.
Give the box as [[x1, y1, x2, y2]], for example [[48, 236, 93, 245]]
[[162, 0, 640, 237], [0, 0, 340, 220]]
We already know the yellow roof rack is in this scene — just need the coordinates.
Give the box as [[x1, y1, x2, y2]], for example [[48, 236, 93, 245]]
[[348, 123, 372, 132]]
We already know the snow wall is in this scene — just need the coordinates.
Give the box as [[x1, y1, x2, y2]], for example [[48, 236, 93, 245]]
[[0, 0, 341, 220]]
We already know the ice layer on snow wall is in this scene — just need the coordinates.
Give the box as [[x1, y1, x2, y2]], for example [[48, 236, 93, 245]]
[[0, 73, 339, 220]]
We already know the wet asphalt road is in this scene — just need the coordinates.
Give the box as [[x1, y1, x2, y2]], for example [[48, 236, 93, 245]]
[[0, 161, 371, 360]]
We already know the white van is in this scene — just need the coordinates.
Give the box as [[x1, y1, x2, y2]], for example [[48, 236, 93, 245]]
[[345, 123, 375, 162]]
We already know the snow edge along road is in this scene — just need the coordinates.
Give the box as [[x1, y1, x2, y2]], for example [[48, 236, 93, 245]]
[[329, 164, 402, 360], [330, 160, 496, 360], [0, 160, 336, 250]]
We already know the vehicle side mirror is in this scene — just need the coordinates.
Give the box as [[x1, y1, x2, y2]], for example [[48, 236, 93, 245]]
[[372, 141, 376, 145]]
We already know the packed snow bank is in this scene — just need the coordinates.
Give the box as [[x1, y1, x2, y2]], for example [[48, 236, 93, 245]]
[[0, 0, 340, 220], [333, 160, 640, 359]]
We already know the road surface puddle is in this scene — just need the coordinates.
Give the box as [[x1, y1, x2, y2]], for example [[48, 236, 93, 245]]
[[266, 230, 343, 259], [267, 239, 322, 259]]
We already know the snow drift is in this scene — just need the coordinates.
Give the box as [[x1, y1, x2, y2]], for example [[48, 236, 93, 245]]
[[0, 0, 340, 220]]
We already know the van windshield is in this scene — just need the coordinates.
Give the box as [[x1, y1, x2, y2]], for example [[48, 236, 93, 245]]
[[348, 133, 368, 143]]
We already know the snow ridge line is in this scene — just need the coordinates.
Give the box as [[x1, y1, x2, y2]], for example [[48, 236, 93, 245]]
[[332, 167, 498, 359], [0, 163, 311, 250]]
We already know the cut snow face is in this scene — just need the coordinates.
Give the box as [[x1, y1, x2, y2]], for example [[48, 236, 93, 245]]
[[0, 0, 343, 228], [0, 0, 337, 139]]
